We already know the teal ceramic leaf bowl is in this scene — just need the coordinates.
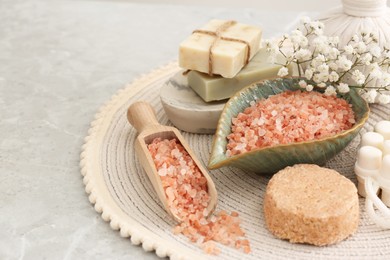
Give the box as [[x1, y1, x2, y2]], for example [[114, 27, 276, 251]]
[[207, 77, 370, 174]]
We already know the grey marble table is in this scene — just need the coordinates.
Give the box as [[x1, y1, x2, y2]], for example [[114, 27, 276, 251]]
[[0, 0, 316, 259]]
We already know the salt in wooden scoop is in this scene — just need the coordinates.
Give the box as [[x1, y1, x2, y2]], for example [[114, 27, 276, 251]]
[[127, 101, 217, 222]]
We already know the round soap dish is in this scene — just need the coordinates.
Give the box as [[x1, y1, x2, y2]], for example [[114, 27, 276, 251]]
[[160, 71, 226, 134]]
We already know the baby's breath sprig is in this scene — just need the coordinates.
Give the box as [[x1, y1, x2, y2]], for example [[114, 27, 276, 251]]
[[266, 16, 390, 105]]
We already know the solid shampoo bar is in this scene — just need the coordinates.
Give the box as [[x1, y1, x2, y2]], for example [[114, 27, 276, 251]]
[[188, 48, 290, 102], [179, 19, 262, 78]]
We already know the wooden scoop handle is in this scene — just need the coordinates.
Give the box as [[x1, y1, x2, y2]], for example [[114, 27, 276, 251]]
[[127, 101, 160, 133]]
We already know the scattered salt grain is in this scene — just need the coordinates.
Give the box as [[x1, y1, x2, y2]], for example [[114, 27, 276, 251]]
[[148, 138, 251, 255], [226, 90, 355, 156]]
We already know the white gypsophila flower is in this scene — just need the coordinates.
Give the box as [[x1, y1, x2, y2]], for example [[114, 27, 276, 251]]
[[310, 59, 319, 68], [312, 36, 327, 48], [311, 54, 326, 67], [318, 82, 327, 88], [316, 63, 329, 73], [371, 67, 383, 79], [324, 85, 337, 96], [337, 83, 350, 93], [295, 48, 312, 60], [328, 36, 339, 46], [314, 28, 323, 36], [299, 80, 307, 88], [370, 45, 382, 58], [361, 89, 378, 103], [299, 37, 309, 48], [291, 29, 303, 38], [306, 84, 314, 91], [361, 53, 373, 65], [291, 33, 306, 48], [369, 62, 383, 80], [362, 31, 377, 44], [362, 35, 371, 44], [278, 67, 289, 77], [266, 41, 280, 54], [336, 55, 353, 72], [318, 21, 325, 30], [318, 72, 329, 82], [352, 34, 360, 42], [312, 73, 322, 83], [271, 18, 390, 105], [352, 69, 366, 85], [356, 42, 367, 54], [309, 21, 324, 35], [329, 62, 338, 71], [360, 28, 370, 37], [369, 62, 380, 72], [316, 42, 330, 54], [382, 72, 390, 85], [385, 50, 390, 59], [305, 68, 314, 80], [329, 71, 339, 82], [378, 94, 390, 104], [371, 32, 379, 42], [265, 40, 275, 52], [328, 47, 340, 59], [316, 54, 326, 62], [344, 45, 354, 55]]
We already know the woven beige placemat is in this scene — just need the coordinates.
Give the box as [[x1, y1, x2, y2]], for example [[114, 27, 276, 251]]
[[80, 62, 390, 260]]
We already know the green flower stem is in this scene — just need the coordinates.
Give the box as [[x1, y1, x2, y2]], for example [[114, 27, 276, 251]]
[[337, 59, 360, 82], [296, 61, 302, 77]]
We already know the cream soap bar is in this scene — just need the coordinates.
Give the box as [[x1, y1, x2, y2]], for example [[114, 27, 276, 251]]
[[188, 48, 290, 102], [179, 19, 262, 78]]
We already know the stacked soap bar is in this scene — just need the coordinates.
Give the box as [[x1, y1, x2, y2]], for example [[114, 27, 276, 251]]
[[179, 19, 262, 78], [188, 48, 290, 102], [160, 71, 225, 134]]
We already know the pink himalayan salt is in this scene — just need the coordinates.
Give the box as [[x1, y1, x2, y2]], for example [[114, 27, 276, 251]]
[[226, 90, 355, 156], [148, 138, 208, 220], [148, 138, 251, 255]]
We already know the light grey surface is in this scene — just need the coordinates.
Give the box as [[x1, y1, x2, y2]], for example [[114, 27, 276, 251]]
[[135, 0, 342, 11], [0, 0, 323, 259]]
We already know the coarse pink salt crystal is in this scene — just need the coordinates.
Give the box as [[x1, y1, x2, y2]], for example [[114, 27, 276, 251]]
[[189, 188, 197, 198], [148, 137, 251, 255], [231, 211, 239, 217], [202, 241, 221, 255], [227, 90, 355, 156]]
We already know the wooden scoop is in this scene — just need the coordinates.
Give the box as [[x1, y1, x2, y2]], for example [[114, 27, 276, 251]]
[[127, 101, 217, 222]]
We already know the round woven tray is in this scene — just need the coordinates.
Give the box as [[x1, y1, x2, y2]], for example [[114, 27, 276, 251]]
[[80, 62, 390, 259]]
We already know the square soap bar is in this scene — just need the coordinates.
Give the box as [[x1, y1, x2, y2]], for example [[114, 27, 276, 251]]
[[188, 48, 291, 102], [179, 19, 262, 78]]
